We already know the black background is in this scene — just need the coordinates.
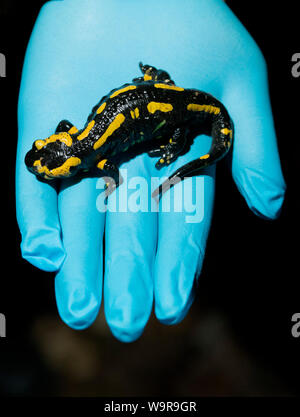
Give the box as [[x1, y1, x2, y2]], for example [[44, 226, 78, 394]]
[[0, 0, 298, 398]]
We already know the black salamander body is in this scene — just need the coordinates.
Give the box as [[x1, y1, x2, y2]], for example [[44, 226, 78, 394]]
[[25, 63, 233, 198]]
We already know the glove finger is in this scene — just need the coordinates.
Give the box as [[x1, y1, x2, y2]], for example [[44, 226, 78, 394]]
[[16, 116, 65, 273], [55, 177, 105, 330], [153, 136, 215, 324], [104, 156, 157, 342], [223, 49, 286, 220]]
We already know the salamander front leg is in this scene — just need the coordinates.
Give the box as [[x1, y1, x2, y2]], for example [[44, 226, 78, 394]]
[[97, 159, 123, 197], [55, 119, 79, 134]]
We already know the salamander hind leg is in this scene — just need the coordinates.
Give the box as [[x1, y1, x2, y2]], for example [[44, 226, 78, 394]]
[[137, 62, 175, 84], [152, 127, 187, 169], [152, 116, 233, 199]]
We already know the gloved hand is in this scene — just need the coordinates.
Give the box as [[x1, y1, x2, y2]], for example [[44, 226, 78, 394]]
[[16, 0, 286, 342]]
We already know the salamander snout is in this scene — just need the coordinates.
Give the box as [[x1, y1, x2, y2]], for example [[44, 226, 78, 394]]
[[25, 133, 81, 180]]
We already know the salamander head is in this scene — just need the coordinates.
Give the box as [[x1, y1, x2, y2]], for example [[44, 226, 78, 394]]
[[25, 132, 81, 180]]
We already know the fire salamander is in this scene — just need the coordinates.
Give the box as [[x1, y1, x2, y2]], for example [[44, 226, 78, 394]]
[[25, 62, 233, 198]]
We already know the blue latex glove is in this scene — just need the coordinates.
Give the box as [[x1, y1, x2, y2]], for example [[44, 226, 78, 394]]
[[16, 0, 286, 342]]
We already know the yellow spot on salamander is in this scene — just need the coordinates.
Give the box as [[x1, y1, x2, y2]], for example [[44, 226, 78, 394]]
[[221, 128, 233, 139], [200, 154, 210, 160], [110, 85, 136, 98], [93, 113, 125, 150], [68, 126, 79, 134], [144, 74, 152, 81], [97, 159, 107, 170], [77, 120, 95, 141], [154, 83, 184, 92], [33, 157, 81, 178], [159, 158, 165, 164], [52, 157, 81, 176], [96, 102, 106, 114], [35, 132, 73, 149], [35, 140, 45, 150], [147, 102, 173, 114], [187, 104, 220, 115], [130, 108, 140, 119]]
